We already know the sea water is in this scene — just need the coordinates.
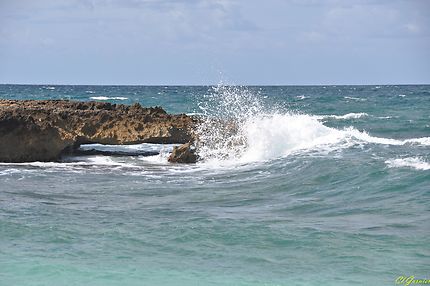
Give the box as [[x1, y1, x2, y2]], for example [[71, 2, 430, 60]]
[[0, 84, 429, 285]]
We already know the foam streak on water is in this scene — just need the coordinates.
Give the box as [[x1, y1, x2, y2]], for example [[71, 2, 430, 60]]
[[90, 96, 128, 100], [386, 157, 430, 170]]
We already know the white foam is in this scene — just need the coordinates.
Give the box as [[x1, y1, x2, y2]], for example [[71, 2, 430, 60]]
[[80, 143, 179, 165], [90, 96, 128, 100], [296, 95, 308, 100], [83, 156, 124, 166], [0, 156, 137, 168], [80, 143, 178, 153], [403, 137, 430, 146], [314, 113, 368, 120], [377, 116, 393, 119], [74, 156, 143, 168], [138, 151, 171, 164], [344, 96, 367, 101], [344, 128, 406, 145], [0, 168, 28, 176], [195, 85, 430, 166], [0, 161, 84, 167], [239, 114, 341, 162], [240, 116, 429, 162], [386, 157, 430, 170]]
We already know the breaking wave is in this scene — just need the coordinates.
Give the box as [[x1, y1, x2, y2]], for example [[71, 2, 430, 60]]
[[313, 112, 368, 120], [195, 85, 429, 165], [90, 96, 128, 100], [344, 96, 367, 101], [386, 157, 430, 171]]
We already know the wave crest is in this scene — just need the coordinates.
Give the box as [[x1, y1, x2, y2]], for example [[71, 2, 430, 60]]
[[90, 96, 128, 100], [314, 112, 368, 120], [194, 85, 429, 165], [386, 157, 430, 171]]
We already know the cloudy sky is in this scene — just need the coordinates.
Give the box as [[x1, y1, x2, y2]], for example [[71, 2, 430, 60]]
[[0, 0, 429, 85]]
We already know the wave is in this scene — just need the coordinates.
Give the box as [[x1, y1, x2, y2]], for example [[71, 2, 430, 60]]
[[376, 116, 393, 119], [194, 85, 430, 165], [238, 116, 428, 162], [0, 168, 31, 176], [0, 156, 131, 168], [314, 112, 368, 120], [0, 143, 179, 172], [403, 137, 430, 145], [344, 96, 367, 101], [81, 156, 137, 167], [385, 157, 430, 171], [90, 96, 128, 100], [239, 113, 345, 162], [79, 143, 178, 154], [296, 95, 308, 100]]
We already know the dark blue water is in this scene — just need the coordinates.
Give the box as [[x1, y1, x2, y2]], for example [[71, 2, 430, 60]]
[[0, 85, 429, 285]]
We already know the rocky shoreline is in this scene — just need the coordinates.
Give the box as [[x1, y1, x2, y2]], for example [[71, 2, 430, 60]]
[[0, 100, 197, 163]]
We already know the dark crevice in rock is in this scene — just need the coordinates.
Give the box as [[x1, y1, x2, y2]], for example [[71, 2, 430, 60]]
[[70, 149, 159, 157]]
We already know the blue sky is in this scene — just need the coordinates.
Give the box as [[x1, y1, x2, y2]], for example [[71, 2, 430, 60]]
[[0, 0, 429, 85]]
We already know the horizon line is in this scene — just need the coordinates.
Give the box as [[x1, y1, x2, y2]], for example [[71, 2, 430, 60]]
[[1, 83, 429, 87]]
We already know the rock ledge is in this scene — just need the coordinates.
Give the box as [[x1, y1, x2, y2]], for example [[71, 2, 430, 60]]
[[0, 100, 195, 162]]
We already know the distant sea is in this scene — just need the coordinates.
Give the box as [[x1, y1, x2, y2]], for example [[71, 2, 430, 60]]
[[0, 84, 429, 286]]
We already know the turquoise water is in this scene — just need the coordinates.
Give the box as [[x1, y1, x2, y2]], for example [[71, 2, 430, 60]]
[[0, 85, 429, 285]]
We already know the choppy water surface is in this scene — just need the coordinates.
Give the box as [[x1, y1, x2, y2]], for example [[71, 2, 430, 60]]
[[0, 85, 429, 285]]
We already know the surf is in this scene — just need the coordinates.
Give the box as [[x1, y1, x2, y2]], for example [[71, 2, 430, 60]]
[[194, 85, 430, 166]]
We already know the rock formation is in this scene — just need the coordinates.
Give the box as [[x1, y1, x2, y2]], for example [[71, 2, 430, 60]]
[[0, 100, 195, 162], [168, 142, 198, 163]]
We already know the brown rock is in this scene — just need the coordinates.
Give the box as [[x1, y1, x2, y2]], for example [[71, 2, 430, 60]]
[[0, 112, 71, 162], [168, 143, 198, 163], [0, 100, 196, 162]]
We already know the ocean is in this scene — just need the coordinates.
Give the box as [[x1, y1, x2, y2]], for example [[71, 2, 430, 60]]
[[0, 84, 429, 286]]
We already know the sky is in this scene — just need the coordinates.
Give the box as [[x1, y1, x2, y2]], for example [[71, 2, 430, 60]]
[[0, 0, 429, 85]]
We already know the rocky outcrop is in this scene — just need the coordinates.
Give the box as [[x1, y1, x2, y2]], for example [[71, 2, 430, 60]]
[[0, 100, 195, 162], [168, 142, 198, 163]]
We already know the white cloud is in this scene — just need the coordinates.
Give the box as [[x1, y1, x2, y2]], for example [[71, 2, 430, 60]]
[[0, 0, 429, 84], [405, 23, 419, 34]]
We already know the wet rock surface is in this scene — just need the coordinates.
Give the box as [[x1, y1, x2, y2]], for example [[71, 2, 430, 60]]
[[168, 142, 198, 163], [0, 100, 195, 162]]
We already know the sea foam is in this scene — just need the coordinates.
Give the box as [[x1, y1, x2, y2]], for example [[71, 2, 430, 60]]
[[314, 112, 368, 120], [385, 157, 430, 170], [195, 85, 430, 165], [90, 96, 128, 100]]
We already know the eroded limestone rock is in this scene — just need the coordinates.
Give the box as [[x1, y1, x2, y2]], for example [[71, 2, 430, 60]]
[[0, 100, 195, 162], [168, 142, 198, 163]]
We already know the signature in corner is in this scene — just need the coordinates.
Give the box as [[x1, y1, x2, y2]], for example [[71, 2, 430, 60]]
[[396, 276, 430, 286]]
